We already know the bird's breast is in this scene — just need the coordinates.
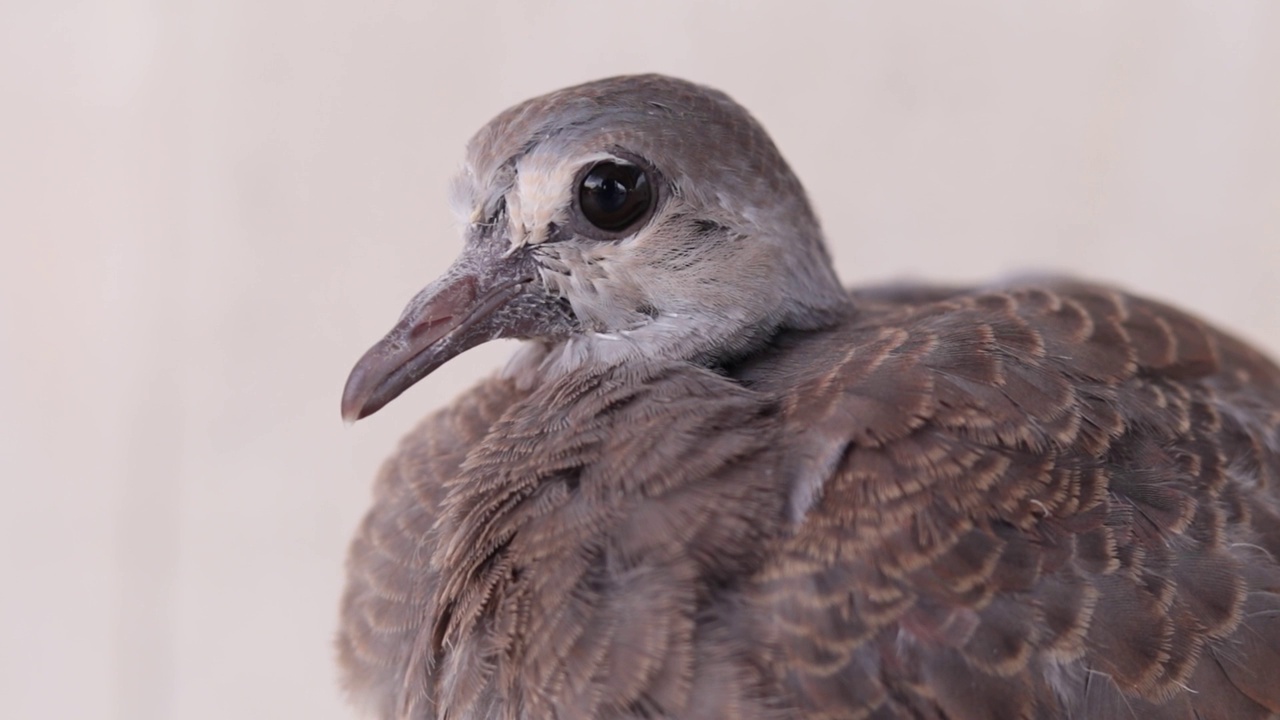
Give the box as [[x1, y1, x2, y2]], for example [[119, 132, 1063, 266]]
[[424, 360, 793, 718]]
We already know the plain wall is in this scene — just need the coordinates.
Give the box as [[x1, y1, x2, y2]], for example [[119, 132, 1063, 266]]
[[3, 2, 1278, 718]]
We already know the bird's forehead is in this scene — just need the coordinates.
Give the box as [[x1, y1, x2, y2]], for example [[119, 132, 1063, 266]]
[[464, 75, 724, 177], [464, 117, 661, 201], [451, 109, 638, 229], [448, 74, 794, 232], [452, 119, 644, 239], [454, 123, 663, 237]]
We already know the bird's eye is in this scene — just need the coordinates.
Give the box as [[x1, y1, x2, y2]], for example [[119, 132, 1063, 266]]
[[577, 161, 653, 234]]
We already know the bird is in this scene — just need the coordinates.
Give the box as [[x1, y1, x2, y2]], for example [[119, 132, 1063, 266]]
[[336, 74, 1280, 720]]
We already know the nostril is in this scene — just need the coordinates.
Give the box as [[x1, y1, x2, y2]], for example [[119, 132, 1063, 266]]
[[409, 314, 455, 340]]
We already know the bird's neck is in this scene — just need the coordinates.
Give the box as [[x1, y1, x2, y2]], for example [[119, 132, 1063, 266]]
[[503, 297, 850, 388]]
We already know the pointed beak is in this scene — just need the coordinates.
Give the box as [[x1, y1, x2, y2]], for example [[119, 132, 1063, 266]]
[[340, 245, 539, 422]]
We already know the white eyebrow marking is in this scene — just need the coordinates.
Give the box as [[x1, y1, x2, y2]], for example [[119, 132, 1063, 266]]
[[507, 150, 617, 251]]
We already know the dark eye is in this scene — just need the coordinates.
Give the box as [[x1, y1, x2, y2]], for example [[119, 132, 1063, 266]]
[[577, 161, 653, 233]]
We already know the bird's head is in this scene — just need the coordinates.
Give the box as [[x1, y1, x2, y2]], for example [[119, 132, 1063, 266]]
[[342, 74, 849, 421]]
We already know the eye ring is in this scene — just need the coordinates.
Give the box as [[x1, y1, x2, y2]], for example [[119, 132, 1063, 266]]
[[573, 158, 657, 238]]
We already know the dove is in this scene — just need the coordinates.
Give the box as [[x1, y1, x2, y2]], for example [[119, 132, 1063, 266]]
[[338, 74, 1280, 720]]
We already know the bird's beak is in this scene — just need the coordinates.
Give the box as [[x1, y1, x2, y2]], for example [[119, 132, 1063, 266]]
[[341, 243, 539, 422]]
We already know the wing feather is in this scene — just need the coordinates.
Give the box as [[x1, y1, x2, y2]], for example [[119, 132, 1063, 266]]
[[749, 282, 1280, 719]]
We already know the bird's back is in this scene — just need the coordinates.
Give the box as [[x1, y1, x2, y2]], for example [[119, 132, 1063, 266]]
[[739, 279, 1280, 719]]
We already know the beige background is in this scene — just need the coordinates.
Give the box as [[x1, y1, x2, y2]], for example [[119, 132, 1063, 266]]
[[3, 1, 1278, 718]]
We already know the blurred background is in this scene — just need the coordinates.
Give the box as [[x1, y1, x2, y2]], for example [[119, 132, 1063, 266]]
[[2, 1, 1278, 718]]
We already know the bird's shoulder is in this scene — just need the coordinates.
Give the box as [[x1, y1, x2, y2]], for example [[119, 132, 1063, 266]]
[[740, 278, 1280, 474], [734, 279, 1280, 719]]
